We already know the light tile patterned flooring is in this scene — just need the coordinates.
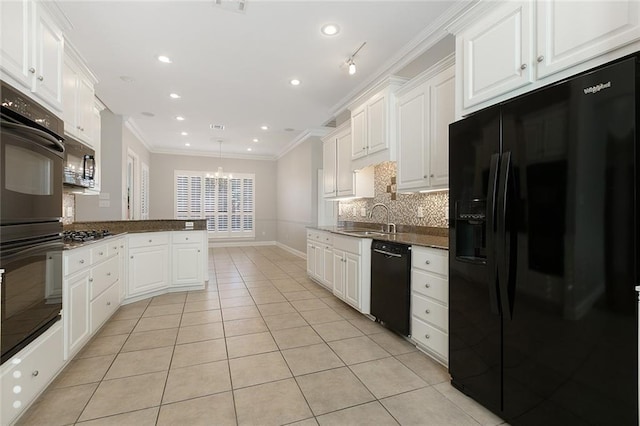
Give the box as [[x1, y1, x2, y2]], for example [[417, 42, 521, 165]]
[[18, 246, 505, 426]]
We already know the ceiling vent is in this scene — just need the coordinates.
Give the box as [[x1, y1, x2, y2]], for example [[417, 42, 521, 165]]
[[213, 0, 247, 13], [210, 124, 225, 130]]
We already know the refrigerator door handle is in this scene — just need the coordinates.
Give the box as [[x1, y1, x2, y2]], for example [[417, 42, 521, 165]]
[[486, 153, 501, 315], [497, 151, 513, 319]]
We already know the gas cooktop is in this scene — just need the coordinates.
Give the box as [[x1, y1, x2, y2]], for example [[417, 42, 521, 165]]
[[63, 230, 112, 243]]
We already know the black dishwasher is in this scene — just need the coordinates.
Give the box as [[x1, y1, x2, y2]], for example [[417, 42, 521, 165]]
[[370, 240, 411, 336]]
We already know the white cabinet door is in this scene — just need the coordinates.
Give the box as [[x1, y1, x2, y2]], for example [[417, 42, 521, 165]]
[[64, 271, 90, 359], [32, 5, 64, 111], [172, 244, 202, 287], [333, 251, 345, 299], [0, 0, 31, 87], [336, 127, 355, 197], [428, 66, 455, 189], [307, 242, 316, 275], [322, 138, 336, 197], [323, 245, 333, 288], [314, 243, 324, 281], [351, 105, 367, 159], [128, 246, 169, 297], [344, 252, 360, 309], [536, 0, 640, 79], [90, 104, 102, 192], [62, 58, 79, 137], [459, 1, 532, 109], [76, 76, 95, 146], [367, 95, 387, 154], [397, 83, 428, 191]]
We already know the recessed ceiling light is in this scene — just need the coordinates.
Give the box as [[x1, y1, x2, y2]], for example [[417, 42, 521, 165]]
[[252, 138, 259, 143], [321, 24, 340, 36], [169, 93, 181, 99], [157, 55, 172, 63], [185, 143, 191, 147], [290, 79, 301, 86], [260, 125, 269, 130], [181, 131, 188, 136], [175, 116, 185, 121], [247, 148, 252, 152], [119, 76, 135, 83]]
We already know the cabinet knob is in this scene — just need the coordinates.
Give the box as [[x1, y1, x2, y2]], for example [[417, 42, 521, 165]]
[[89, 278, 93, 282], [430, 174, 434, 178], [120, 245, 124, 248], [32, 370, 39, 377], [520, 63, 527, 70], [537, 55, 544, 63], [425, 334, 430, 339], [425, 283, 430, 288], [107, 272, 111, 276], [107, 301, 111, 306], [113, 246, 118, 250], [29, 67, 35, 74], [79, 259, 85, 264], [425, 309, 430, 314], [77, 125, 82, 130], [148, 239, 152, 243], [99, 251, 104, 256], [37, 75, 44, 81], [186, 237, 189, 240], [130, 256, 134, 259], [425, 260, 431, 265], [362, 147, 366, 151], [423, 175, 428, 179], [197, 250, 201, 253]]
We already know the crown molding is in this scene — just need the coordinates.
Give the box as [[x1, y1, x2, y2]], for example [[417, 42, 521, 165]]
[[327, 0, 474, 119], [276, 127, 331, 160], [396, 53, 456, 96], [42, 1, 74, 32], [123, 117, 154, 153], [151, 147, 275, 161]]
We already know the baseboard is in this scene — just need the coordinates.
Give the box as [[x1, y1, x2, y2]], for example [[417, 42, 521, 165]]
[[208, 240, 276, 248], [275, 242, 306, 259]]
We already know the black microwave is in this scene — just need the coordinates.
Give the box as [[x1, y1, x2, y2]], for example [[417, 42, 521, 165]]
[[63, 136, 96, 189]]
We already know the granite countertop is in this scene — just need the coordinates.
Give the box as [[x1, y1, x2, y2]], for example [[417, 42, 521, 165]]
[[310, 225, 449, 250], [64, 219, 207, 234]]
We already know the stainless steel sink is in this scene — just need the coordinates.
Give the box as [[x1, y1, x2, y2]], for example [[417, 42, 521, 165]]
[[341, 230, 390, 237]]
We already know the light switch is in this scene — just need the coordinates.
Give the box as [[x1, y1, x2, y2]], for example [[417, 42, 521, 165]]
[[417, 206, 424, 218], [360, 208, 367, 217], [99, 200, 110, 208]]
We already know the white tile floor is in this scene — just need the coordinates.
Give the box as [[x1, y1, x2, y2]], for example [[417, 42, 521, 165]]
[[18, 246, 506, 426]]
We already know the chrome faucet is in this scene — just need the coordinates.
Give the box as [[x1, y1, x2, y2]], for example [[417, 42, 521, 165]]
[[368, 203, 396, 233]]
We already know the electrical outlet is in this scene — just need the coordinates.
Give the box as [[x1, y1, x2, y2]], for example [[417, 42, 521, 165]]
[[360, 208, 367, 217], [352, 207, 357, 215], [417, 206, 424, 218]]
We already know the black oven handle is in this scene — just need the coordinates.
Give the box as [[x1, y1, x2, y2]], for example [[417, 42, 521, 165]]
[[1, 241, 62, 263], [1, 118, 65, 155]]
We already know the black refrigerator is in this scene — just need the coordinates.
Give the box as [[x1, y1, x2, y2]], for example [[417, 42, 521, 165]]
[[449, 55, 638, 425]]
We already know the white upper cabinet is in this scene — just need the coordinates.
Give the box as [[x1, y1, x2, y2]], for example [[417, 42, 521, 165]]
[[536, 0, 640, 79], [0, 0, 64, 112], [397, 57, 455, 192], [454, 0, 640, 116], [63, 44, 98, 147], [348, 77, 407, 170], [322, 135, 337, 197], [457, 1, 533, 110]]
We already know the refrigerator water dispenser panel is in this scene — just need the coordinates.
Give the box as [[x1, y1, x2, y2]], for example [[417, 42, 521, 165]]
[[455, 199, 486, 263]]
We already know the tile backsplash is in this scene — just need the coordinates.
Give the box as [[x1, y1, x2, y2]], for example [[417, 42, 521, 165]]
[[338, 161, 449, 228]]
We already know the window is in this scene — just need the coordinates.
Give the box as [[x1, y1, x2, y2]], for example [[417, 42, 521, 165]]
[[175, 171, 255, 238]]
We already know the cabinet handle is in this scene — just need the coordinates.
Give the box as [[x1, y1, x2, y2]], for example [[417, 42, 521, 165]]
[[425, 309, 430, 314], [32, 370, 39, 377], [89, 278, 93, 282], [425, 260, 431, 265], [37, 75, 44, 81], [423, 175, 427, 179], [362, 147, 366, 151], [48, 256, 52, 260], [197, 250, 201, 253], [148, 239, 152, 243], [113, 246, 118, 250], [121, 245, 124, 248], [107, 272, 111, 276], [77, 125, 82, 130], [425, 334, 430, 339], [186, 237, 189, 240], [99, 251, 104, 256], [430, 174, 434, 178], [520, 63, 527, 70], [130, 256, 134, 259], [79, 259, 85, 264], [29, 67, 35, 74], [537, 55, 544, 63], [425, 283, 430, 288]]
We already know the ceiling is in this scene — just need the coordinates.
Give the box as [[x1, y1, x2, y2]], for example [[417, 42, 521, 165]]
[[57, 0, 458, 159]]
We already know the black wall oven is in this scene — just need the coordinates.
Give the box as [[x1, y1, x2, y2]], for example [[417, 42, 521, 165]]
[[1, 81, 64, 364]]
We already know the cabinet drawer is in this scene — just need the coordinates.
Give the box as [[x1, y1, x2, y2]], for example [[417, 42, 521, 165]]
[[1, 323, 64, 425], [319, 232, 333, 245], [91, 283, 119, 333], [411, 316, 448, 360], [90, 256, 119, 299], [412, 293, 448, 332], [412, 246, 448, 276], [411, 269, 448, 304], [64, 248, 91, 276], [90, 242, 110, 264], [333, 235, 361, 255], [128, 233, 169, 249], [172, 231, 203, 244]]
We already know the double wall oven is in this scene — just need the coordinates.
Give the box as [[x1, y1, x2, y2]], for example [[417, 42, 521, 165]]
[[1, 81, 64, 363]]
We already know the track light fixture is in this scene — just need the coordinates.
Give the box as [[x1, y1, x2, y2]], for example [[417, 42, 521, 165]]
[[346, 41, 366, 76]]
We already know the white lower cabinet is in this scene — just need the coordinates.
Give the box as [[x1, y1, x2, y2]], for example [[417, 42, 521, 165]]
[[332, 235, 372, 314], [0, 323, 64, 426], [64, 270, 91, 359], [171, 231, 205, 288], [306, 230, 333, 290], [410, 245, 449, 366], [128, 245, 169, 297]]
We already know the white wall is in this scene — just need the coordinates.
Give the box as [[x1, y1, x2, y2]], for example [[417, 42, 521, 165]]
[[149, 153, 277, 242], [276, 137, 323, 253]]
